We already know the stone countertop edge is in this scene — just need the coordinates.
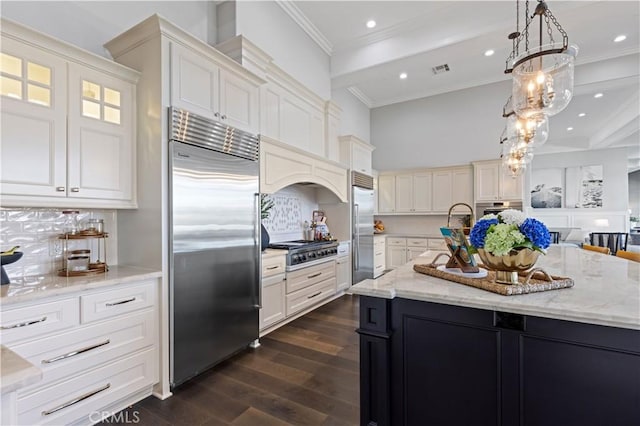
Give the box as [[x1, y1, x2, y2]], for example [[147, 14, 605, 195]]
[[0, 265, 162, 306], [348, 246, 640, 331], [374, 233, 444, 239], [1, 345, 42, 394]]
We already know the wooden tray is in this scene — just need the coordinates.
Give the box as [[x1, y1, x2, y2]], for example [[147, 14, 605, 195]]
[[413, 263, 574, 296]]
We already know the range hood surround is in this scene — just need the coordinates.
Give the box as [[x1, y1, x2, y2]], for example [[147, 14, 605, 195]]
[[260, 136, 349, 203]]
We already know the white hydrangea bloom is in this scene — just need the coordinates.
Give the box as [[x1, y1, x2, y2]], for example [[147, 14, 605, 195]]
[[498, 209, 526, 226], [480, 213, 498, 220]]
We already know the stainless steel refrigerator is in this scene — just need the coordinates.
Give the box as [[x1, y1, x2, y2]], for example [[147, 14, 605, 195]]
[[352, 172, 375, 284], [169, 108, 260, 388]]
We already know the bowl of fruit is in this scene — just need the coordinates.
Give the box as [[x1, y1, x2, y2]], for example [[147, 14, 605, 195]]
[[374, 220, 385, 234]]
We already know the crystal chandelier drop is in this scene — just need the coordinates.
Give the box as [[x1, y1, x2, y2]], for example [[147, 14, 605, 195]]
[[505, 0, 578, 118]]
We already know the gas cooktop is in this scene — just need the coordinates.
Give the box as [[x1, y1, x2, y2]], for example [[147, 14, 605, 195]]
[[268, 240, 338, 268]]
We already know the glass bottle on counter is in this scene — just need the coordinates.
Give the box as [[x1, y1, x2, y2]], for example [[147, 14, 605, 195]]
[[62, 210, 80, 235]]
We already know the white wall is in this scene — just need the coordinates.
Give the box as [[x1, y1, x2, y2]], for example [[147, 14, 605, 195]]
[[331, 88, 371, 143], [235, 0, 331, 100], [1, 1, 214, 58], [371, 80, 509, 171], [526, 147, 629, 211]]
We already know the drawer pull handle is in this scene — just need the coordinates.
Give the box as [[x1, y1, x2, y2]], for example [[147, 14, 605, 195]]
[[375, 252, 383, 255], [307, 291, 322, 299], [266, 265, 279, 270], [70, 187, 80, 192], [42, 383, 111, 416], [1, 316, 47, 330], [307, 272, 322, 279], [106, 297, 136, 307], [42, 339, 110, 364]]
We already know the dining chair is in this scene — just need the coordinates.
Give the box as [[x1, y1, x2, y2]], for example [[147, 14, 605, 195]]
[[583, 244, 611, 255], [549, 231, 560, 244], [615, 250, 640, 263], [589, 232, 628, 255]]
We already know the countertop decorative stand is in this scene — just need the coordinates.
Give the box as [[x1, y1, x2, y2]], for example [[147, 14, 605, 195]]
[[58, 231, 109, 277]]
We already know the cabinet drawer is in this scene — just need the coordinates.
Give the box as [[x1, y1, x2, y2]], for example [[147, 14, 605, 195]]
[[81, 281, 155, 324], [285, 278, 336, 316], [407, 238, 428, 247], [428, 238, 448, 250], [387, 238, 406, 247], [1, 298, 79, 346], [374, 263, 385, 278], [286, 261, 336, 294], [262, 255, 286, 278], [374, 236, 386, 247], [12, 310, 156, 395], [17, 348, 156, 426], [374, 251, 386, 267]]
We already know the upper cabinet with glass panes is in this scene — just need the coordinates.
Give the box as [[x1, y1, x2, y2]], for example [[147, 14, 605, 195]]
[[0, 18, 140, 208]]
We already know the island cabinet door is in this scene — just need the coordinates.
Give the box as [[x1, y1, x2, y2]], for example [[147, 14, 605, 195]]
[[389, 299, 500, 426], [517, 316, 640, 426]]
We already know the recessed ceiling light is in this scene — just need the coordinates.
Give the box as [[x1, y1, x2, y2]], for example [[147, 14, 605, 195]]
[[614, 35, 627, 43], [594, 93, 604, 98], [578, 113, 586, 117], [484, 49, 495, 57], [567, 127, 574, 131], [366, 20, 376, 29], [399, 72, 408, 80]]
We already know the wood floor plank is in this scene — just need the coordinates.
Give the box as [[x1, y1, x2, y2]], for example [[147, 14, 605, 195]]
[[198, 371, 329, 425], [102, 295, 360, 426], [220, 359, 359, 424], [230, 407, 292, 426]]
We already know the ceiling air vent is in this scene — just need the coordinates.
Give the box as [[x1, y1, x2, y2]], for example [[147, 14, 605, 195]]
[[431, 64, 450, 75]]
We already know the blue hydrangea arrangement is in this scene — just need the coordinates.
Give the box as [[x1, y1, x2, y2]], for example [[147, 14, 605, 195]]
[[469, 209, 551, 256]]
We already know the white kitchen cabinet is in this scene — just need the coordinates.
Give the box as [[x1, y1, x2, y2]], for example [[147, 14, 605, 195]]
[[339, 135, 375, 175], [0, 278, 159, 426], [378, 175, 396, 213], [474, 160, 523, 202], [260, 136, 348, 202], [386, 238, 408, 269], [336, 255, 351, 292], [391, 172, 433, 213], [171, 43, 260, 135], [0, 20, 138, 208], [285, 260, 336, 316], [325, 101, 341, 162], [260, 252, 286, 330], [373, 236, 386, 278], [377, 166, 472, 215], [407, 238, 428, 261]]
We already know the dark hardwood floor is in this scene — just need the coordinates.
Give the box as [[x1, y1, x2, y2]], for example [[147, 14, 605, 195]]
[[101, 295, 360, 425]]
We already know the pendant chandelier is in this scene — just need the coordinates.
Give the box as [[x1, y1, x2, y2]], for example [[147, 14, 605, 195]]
[[500, 0, 578, 177], [505, 0, 578, 118]]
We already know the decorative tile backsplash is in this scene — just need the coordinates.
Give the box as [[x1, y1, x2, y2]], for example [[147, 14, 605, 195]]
[[0, 208, 117, 279], [263, 185, 319, 242]]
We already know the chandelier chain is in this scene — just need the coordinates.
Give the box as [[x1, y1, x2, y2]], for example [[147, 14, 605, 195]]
[[547, 11, 569, 48], [524, 0, 530, 52]]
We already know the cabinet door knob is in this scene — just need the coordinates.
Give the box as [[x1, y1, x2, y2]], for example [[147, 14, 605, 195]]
[[70, 187, 80, 192], [214, 112, 220, 118], [56, 187, 65, 192], [221, 115, 227, 120]]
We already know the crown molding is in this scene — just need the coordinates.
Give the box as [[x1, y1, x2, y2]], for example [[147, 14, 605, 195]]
[[275, 0, 332, 55], [347, 86, 373, 108]]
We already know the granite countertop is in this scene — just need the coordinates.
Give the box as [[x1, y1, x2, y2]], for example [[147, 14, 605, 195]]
[[349, 246, 640, 330], [0, 345, 42, 394], [0, 265, 162, 306]]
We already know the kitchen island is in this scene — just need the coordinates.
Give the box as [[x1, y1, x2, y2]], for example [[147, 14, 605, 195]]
[[349, 246, 639, 426]]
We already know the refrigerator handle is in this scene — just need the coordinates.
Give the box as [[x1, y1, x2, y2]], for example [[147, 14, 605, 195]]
[[354, 203, 359, 271], [255, 193, 262, 309]]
